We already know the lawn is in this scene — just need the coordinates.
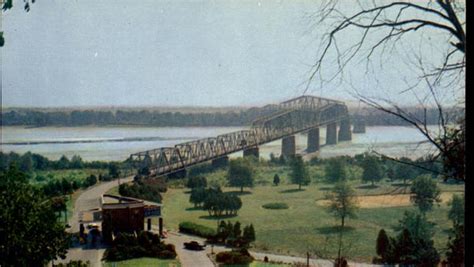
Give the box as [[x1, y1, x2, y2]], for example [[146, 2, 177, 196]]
[[102, 258, 180, 267], [161, 170, 464, 262]]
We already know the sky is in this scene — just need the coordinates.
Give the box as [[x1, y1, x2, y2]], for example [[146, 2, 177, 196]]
[[1, 0, 465, 107]]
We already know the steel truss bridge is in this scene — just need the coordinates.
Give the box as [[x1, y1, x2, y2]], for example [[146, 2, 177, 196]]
[[129, 95, 351, 177]]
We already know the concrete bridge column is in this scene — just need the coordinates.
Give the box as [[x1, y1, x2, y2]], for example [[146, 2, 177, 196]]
[[326, 123, 338, 145], [212, 156, 229, 168], [338, 119, 352, 141], [282, 135, 296, 157], [307, 128, 320, 153], [353, 119, 366, 133], [243, 146, 259, 158]]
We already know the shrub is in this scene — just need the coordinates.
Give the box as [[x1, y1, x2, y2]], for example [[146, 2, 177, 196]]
[[103, 231, 176, 262], [53, 260, 90, 267], [179, 221, 216, 238], [262, 202, 289, 210], [118, 178, 166, 203], [215, 250, 254, 265], [158, 250, 177, 259]]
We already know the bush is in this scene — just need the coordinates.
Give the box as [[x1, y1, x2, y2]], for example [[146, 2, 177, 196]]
[[179, 221, 216, 238], [104, 231, 176, 262], [118, 178, 167, 203], [53, 260, 90, 267], [262, 202, 289, 210], [157, 250, 177, 259], [215, 250, 254, 265]]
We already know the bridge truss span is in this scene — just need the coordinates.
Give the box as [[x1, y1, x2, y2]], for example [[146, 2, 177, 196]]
[[129, 96, 351, 176]]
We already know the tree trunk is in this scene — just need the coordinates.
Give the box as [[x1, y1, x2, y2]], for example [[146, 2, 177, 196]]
[[337, 216, 345, 266]]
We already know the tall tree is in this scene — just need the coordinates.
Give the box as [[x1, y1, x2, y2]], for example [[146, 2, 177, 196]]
[[0, 166, 69, 266], [19, 152, 34, 173], [57, 155, 70, 169], [394, 157, 418, 185], [326, 181, 358, 264], [311, 1, 465, 182], [325, 157, 347, 183], [375, 229, 390, 263], [227, 158, 254, 193], [273, 174, 280, 186], [289, 155, 310, 190], [361, 154, 383, 186], [70, 155, 84, 169], [386, 211, 440, 265], [108, 162, 121, 178], [186, 176, 207, 189], [447, 194, 464, 227], [410, 175, 441, 214], [445, 224, 464, 266]]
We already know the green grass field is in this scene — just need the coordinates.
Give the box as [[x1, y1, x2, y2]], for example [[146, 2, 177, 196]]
[[102, 258, 180, 267], [105, 162, 464, 262], [161, 166, 463, 262]]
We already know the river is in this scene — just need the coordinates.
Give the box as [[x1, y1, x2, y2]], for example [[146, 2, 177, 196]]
[[0, 126, 439, 161]]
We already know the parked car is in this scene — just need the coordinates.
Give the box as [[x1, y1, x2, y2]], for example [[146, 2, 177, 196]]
[[184, 241, 206, 250]]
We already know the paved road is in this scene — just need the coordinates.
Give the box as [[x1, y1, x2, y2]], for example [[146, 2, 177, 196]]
[[54, 176, 381, 267], [69, 177, 134, 233], [53, 177, 134, 267], [164, 231, 216, 267], [163, 231, 382, 267]]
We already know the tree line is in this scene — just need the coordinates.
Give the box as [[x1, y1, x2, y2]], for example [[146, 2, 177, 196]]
[[1, 106, 463, 127], [0, 151, 125, 174]]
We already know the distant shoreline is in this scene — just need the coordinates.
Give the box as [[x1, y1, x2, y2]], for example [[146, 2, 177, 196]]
[[1, 105, 463, 128]]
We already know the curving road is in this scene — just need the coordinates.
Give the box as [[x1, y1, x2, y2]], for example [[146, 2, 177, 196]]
[[53, 177, 134, 267], [54, 176, 380, 267]]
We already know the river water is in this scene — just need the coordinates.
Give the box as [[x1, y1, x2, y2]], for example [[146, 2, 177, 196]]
[[0, 126, 439, 161]]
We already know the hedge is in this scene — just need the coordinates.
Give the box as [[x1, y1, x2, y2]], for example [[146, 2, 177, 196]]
[[262, 202, 289, 210], [178, 221, 216, 238], [215, 250, 254, 265]]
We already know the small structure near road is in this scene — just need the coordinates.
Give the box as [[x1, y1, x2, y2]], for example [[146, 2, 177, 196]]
[[100, 194, 162, 243]]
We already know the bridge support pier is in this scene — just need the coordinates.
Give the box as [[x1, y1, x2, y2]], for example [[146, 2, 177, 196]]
[[212, 156, 229, 169], [338, 118, 352, 141], [353, 119, 366, 133], [243, 146, 259, 158], [282, 135, 296, 157], [307, 128, 320, 153], [326, 123, 338, 145]]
